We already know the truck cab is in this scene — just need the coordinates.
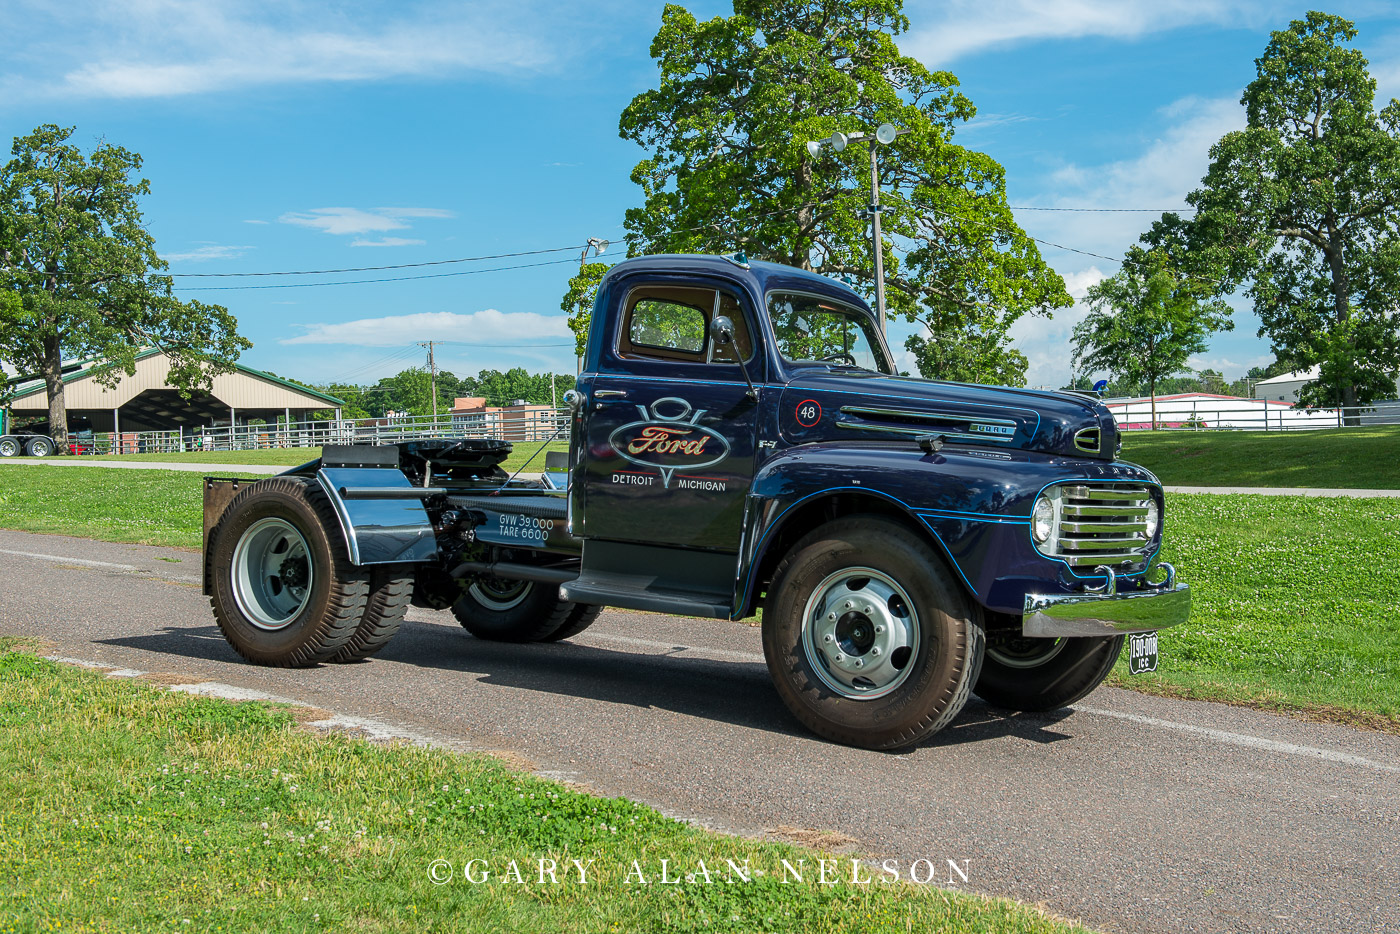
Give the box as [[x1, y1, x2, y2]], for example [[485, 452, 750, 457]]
[[203, 254, 1189, 750]]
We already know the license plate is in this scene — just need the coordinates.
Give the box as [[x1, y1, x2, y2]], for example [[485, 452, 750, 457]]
[[1127, 631, 1159, 675]]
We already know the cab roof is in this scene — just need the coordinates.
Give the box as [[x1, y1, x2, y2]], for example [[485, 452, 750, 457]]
[[601, 254, 871, 312]]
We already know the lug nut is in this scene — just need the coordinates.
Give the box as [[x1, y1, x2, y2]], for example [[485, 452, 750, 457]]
[[871, 647, 882, 656], [828, 612, 837, 620], [854, 659, 864, 668], [823, 634, 834, 643], [863, 605, 873, 614], [834, 653, 844, 662], [875, 625, 884, 634], [844, 601, 853, 609]]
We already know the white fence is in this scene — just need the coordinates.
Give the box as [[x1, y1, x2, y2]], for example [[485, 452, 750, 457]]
[[61, 410, 571, 456], [1106, 397, 1400, 431]]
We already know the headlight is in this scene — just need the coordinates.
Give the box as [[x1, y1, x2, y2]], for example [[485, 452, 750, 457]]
[[1031, 495, 1055, 543], [1145, 499, 1160, 538]]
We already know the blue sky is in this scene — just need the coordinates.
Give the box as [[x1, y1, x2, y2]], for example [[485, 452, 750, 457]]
[[3, 0, 1399, 390]]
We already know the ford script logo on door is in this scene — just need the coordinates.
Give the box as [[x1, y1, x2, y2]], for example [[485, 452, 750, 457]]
[[608, 397, 731, 488]]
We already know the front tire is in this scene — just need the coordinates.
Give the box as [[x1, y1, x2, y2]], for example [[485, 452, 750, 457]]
[[762, 516, 984, 751], [974, 632, 1123, 711], [209, 477, 370, 667], [0, 438, 19, 458]]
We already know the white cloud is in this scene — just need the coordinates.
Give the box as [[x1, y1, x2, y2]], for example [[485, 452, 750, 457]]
[[279, 207, 452, 238], [904, 0, 1267, 64], [350, 237, 426, 248], [1375, 57, 1400, 105], [1004, 96, 1251, 388], [1010, 266, 1108, 389], [163, 244, 253, 262], [282, 309, 571, 346], [1, 1, 565, 101], [243, 219, 269, 225]]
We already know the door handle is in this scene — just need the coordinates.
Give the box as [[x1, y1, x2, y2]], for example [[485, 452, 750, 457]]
[[595, 390, 628, 399]]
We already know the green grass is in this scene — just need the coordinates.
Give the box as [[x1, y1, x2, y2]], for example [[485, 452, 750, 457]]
[[0, 652, 1088, 934], [0, 467, 265, 549], [1120, 425, 1400, 489], [1109, 493, 1400, 730]]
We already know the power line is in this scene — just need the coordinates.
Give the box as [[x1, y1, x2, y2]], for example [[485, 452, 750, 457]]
[[173, 256, 588, 291], [168, 245, 585, 277], [1008, 206, 1197, 213]]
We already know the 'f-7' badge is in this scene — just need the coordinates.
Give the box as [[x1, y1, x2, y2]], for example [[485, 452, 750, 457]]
[[608, 397, 731, 488]]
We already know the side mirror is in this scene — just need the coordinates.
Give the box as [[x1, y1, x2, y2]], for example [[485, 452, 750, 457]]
[[710, 314, 758, 399], [712, 315, 736, 347]]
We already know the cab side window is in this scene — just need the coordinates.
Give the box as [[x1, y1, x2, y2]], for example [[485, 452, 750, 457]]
[[630, 298, 706, 354], [618, 285, 754, 363]]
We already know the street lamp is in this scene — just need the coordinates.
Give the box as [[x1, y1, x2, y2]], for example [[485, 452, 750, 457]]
[[576, 238, 609, 374], [804, 122, 905, 333]]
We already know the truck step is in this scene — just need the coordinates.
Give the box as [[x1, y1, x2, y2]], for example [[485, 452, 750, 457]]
[[562, 571, 731, 619]]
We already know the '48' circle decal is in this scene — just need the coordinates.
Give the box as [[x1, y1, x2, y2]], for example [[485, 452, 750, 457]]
[[795, 399, 822, 427]]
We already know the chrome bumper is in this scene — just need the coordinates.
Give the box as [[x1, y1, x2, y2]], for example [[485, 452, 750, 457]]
[[1022, 563, 1190, 638]]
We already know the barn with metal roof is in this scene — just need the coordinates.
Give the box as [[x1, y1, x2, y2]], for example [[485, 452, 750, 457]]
[[5, 349, 342, 433]]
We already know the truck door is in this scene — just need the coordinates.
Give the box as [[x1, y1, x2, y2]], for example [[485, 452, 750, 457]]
[[577, 281, 760, 552]]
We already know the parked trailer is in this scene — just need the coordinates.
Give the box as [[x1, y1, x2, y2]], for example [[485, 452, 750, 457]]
[[202, 254, 1190, 750], [0, 411, 57, 457]]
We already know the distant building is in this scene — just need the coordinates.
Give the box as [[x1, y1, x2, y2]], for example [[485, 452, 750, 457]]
[[5, 348, 342, 434], [1103, 392, 1339, 430], [1253, 366, 1322, 405], [1253, 366, 1400, 407], [449, 396, 558, 441]]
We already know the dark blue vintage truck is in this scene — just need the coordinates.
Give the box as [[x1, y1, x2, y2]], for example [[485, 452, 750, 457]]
[[203, 254, 1189, 750]]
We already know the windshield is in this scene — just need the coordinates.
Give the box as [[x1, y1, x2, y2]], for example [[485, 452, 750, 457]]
[[767, 292, 891, 373]]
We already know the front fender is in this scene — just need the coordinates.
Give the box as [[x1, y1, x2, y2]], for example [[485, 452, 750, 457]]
[[736, 442, 1164, 618]]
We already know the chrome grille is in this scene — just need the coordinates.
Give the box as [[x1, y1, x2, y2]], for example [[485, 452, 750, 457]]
[[1040, 483, 1154, 568]]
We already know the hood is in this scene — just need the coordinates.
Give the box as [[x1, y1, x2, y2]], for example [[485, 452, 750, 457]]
[[778, 370, 1118, 460]]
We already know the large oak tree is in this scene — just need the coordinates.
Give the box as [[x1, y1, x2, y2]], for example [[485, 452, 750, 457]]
[[565, 0, 1070, 384], [0, 124, 249, 445], [1163, 12, 1400, 419]]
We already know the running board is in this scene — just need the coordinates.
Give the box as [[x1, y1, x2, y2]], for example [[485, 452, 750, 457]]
[[561, 571, 731, 619], [561, 540, 737, 619]]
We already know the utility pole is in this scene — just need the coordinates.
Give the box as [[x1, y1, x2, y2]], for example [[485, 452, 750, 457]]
[[868, 140, 886, 333], [418, 341, 442, 426]]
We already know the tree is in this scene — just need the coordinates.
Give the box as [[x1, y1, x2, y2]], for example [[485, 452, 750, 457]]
[[1167, 12, 1400, 420], [904, 308, 1027, 386], [563, 261, 608, 356], [565, 0, 1071, 380], [0, 125, 249, 446], [1072, 247, 1234, 428]]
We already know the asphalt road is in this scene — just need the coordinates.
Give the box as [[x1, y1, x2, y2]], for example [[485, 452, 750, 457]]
[[1, 528, 1396, 934]]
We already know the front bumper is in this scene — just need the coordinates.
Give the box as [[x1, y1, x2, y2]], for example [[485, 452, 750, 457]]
[[1022, 563, 1190, 637]]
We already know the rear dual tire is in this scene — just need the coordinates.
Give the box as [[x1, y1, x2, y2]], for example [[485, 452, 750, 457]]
[[209, 478, 370, 667], [451, 579, 599, 643]]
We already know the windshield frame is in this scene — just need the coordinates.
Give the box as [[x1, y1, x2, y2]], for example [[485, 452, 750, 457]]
[[763, 288, 895, 376]]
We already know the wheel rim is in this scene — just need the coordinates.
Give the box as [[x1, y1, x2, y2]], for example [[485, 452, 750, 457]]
[[801, 567, 920, 700], [231, 517, 314, 630], [986, 636, 1067, 669], [468, 578, 532, 611], [0, 440, 16, 457], [30, 440, 50, 456]]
